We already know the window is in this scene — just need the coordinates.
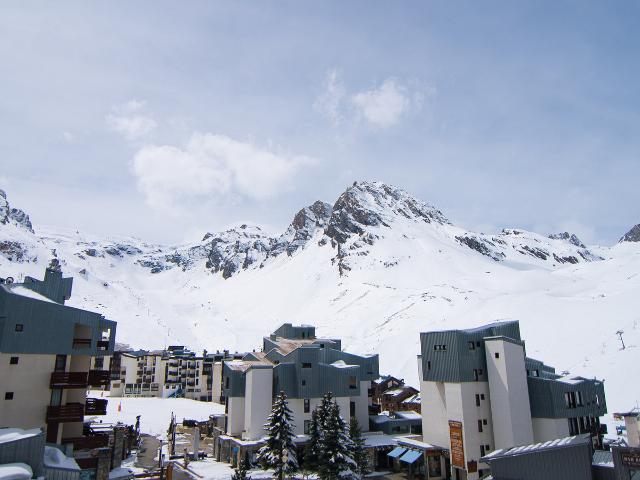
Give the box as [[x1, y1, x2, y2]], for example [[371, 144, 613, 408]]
[[478, 420, 483, 432], [350, 401, 356, 417], [304, 420, 311, 434], [427, 360, 431, 370], [5, 392, 14, 400], [475, 394, 480, 407], [532, 369, 539, 377], [14, 324, 23, 332], [302, 380, 306, 386], [483, 419, 488, 425], [304, 399, 310, 413], [94, 357, 104, 369], [349, 376, 357, 390], [9, 357, 18, 365], [473, 369, 483, 381], [480, 445, 485, 457], [225, 377, 229, 389], [485, 444, 491, 452], [468, 341, 475, 350], [433, 344, 447, 351], [302, 363, 312, 369], [494, 352, 500, 359], [319, 344, 325, 348], [480, 394, 485, 400], [576, 391, 584, 407], [54, 355, 67, 372]]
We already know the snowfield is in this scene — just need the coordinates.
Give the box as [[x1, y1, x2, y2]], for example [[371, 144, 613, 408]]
[[1, 182, 639, 433], [87, 391, 224, 439]]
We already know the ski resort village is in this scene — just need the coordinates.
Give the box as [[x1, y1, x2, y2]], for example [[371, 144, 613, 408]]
[[1, 183, 640, 480]]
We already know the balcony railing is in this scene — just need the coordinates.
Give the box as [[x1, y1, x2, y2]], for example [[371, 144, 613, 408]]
[[88, 369, 111, 387], [50, 372, 88, 389], [72, 338, 92, 349], [85, 398, 108, 415], [47, 403, 84, 423], [62, 435, 109, 451]]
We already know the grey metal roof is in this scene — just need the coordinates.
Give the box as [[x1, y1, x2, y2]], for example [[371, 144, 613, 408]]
[[483, 435, 589, 461]]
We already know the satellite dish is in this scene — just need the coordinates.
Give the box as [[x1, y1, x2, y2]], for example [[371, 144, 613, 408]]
[[5, 277, 14, 285]]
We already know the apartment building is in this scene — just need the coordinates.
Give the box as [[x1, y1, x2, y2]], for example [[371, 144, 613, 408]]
[[108, 347, 242, 401], [222, 323, 379, 442], [0, 263, 116, 446], [418, 320, 607, 480]]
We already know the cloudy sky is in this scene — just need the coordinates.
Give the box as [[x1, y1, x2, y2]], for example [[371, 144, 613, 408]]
[[1, 1, 638, 245]]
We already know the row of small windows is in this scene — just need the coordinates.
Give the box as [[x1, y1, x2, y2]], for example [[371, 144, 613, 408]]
[[433, 344, 447, 351]]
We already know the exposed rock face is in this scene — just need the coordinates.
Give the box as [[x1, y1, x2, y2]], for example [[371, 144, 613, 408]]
[[272, 201, 332, 256], [0, 189, 33, 233], [549, 232, 586, 248], [620, 224, 640, 243], [455, 235, 505, 262]]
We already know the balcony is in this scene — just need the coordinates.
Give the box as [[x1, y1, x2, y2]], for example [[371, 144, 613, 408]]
[[47, 403, 85, 423], [62, 435, 109, 451], [97, 340, 110, 351], [85, 398, 108, 416], [72, 338, 92, 349], [50, 372, 88, 389], [88, 369, 110, 387]]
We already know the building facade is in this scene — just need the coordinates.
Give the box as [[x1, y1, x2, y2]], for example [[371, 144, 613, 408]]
[[222, 323, 379, 442], [418, 320, 607, 480], [0, 265, 116, 446]]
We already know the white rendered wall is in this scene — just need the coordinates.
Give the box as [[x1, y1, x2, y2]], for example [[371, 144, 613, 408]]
[[420, 380, 451, 450], [0, 353, 53, 430], [244, 368, 273, 440], [485, 339, 534, 449], [351, 381, 370, 431], [289, 398, 323, 436], [212, 362, 223, 403], [532, 417, 570, 442], [227, 397, 245, 437], [625, 416, 640, 448]]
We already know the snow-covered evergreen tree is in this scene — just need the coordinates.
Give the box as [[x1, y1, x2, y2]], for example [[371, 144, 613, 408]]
[[231, 457, 251, 480], [316, 392, 334, 430], [257, 391, 298, 480], [318, 401, 358, 480], [349, 417, 369, 478], [303, 407, 322, 472]]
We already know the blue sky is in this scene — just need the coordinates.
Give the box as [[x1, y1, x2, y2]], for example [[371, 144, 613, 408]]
[[1, 1, 638, 244]]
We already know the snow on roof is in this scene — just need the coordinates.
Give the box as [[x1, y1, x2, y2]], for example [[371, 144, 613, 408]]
[[395, 411, 422, 420], [5, 285, 55, 303], [396, 435, 441, 450], [331, 360, 358, 369], [384, 388, 406, 396], [483, 435, 589, 460], [0, 463, 33, 480], [402, 394, 421, 404], [108, 467, 134, 480], [0, 428, 41, 444], [362, 432, 398, 448], [44, 446, 80, 471]]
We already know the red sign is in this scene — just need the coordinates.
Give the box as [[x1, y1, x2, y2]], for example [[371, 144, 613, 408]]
[[449, 420, 465, 468]]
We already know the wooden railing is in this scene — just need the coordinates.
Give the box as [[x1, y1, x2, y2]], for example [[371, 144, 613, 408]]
[[50, 372, 88, 389], [47, 403, 84, 423], [88, 369, 111, 387], [62, 434, 109, 451]]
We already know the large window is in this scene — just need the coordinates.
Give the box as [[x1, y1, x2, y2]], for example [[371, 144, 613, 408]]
[[349, 376, 357, 390], [350, 401, 356, 417], [304, 399, 310, 413]]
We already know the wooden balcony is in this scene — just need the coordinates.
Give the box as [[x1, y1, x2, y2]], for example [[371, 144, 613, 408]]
[[85, 398, 108, 416], [50, 372, 88, 389], [62, 434, 109, 451], [47, 403, 84, 423], [88, 369, 111, 387]]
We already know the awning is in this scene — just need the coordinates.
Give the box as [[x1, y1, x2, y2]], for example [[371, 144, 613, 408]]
[[400, 450, 423, 464], [387, 447, 407, 459]]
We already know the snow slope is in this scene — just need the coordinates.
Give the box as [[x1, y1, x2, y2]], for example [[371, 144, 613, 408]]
[[1, 182, 639, 423]]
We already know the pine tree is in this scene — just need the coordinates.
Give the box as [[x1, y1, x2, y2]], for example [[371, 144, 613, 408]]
[[318, 401, 358, 480], [316, 392, 334, 430], [257, 391, 298, 480], [304, 408, 322, 472], [349, 417, 369, 478], [231, 457, 251, 480]]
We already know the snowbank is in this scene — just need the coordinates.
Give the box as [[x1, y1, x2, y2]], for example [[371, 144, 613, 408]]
[[0, 463, 33, 480]]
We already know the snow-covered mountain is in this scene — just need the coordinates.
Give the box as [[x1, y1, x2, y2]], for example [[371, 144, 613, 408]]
[[1, 182, 639, 424]]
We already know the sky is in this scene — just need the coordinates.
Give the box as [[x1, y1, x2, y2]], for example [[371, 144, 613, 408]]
[[1, 1, 639, 245]]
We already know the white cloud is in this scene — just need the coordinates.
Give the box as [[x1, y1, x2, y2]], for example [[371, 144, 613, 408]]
[[313, 69, 346, 125], [132, 133, 315, 210], [106, 100, 157, 140], [314, 72, 428, 129], [351, 79, 410, 128]]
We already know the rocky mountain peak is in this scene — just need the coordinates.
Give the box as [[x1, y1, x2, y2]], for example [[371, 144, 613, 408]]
[[548, 232, 586, 248], [620, 224, 640, 243], [325, 181, 449, 244], [0, 189, 34, 233]]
